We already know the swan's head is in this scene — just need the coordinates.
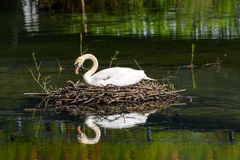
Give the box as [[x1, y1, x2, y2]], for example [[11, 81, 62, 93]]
[[76, 126, 89, 144], [74, 56, 85, 75], [76, 118, 101, 144], [76, 126, 86, 139]]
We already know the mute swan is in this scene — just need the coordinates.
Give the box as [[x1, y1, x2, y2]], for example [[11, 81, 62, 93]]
[[74, 54, 154, 86]]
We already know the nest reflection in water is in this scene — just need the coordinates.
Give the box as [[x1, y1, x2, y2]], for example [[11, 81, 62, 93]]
[[44, 80, 184, 116]]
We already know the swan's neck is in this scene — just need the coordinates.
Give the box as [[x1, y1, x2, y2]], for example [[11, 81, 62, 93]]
[[77, 120, 101, 144], [79, 126, 101, 144], [82, 54, 99, 84], [91, 126, 101, 142]]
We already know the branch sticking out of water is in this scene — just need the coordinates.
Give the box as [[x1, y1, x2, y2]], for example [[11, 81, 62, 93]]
[[109, 50, 119, 68], [56, 58, 64, 72], [133, 59, 142, 70], [187, 43, 197, 69], [80, 33, 88, 56], [204, 54, 227, 68], [29, 53, 51, 94], [191, 43, 195, 66]]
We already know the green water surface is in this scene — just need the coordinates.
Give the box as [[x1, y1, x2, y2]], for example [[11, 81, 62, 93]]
[[1, 0, 240, 159]]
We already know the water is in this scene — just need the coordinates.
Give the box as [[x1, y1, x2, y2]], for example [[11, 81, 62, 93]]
[[1, 0, 240, 159]]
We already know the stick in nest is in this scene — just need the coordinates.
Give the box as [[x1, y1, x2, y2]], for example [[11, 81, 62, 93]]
[[44, 80, 184, 116]]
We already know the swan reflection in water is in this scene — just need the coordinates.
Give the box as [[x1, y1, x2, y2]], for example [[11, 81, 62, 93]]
[[77, 111, 155, 144]]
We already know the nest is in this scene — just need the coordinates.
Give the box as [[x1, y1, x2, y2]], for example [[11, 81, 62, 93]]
[[45, 80, 184, 116]]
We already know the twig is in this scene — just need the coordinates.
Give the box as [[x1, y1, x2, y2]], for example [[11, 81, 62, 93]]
[[133, 59, 142, 70], [109, 51, 119, 68], [166, 89, 186, 94], [56, 58, 64, 72], [24, 92, 49, 97], [29, 68, 48, 93], [187, 44, 197, 69]]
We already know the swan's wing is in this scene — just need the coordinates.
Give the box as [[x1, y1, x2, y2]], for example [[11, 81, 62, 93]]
[[91, 68, 116, 80], [92, 67, 147, 86]]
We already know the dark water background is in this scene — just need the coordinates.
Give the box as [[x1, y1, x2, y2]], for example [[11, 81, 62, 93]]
[[1, 0, 240, 159]]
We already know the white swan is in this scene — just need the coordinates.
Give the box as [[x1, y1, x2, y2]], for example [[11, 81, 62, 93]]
[[76, 111, 155, 144], [74, 54, 154, 86], [89, 112, 153, 129], [76, 118, 101, 144]]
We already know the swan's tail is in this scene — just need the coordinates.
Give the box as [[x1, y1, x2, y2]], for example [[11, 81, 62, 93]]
[[144, 76, 156, 81]]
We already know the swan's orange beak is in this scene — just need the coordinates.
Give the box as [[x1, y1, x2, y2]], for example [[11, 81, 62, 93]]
[[75, 66, 80, 75], [76, 126, 81, 135]]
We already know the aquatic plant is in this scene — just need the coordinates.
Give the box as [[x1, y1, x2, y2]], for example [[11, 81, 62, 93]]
[[80, 33, 88, 55], [109, 50, 119, 68], [187, 43, 196, 69], [29, 53, 51, 93], [28, 53, 63, 93]]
